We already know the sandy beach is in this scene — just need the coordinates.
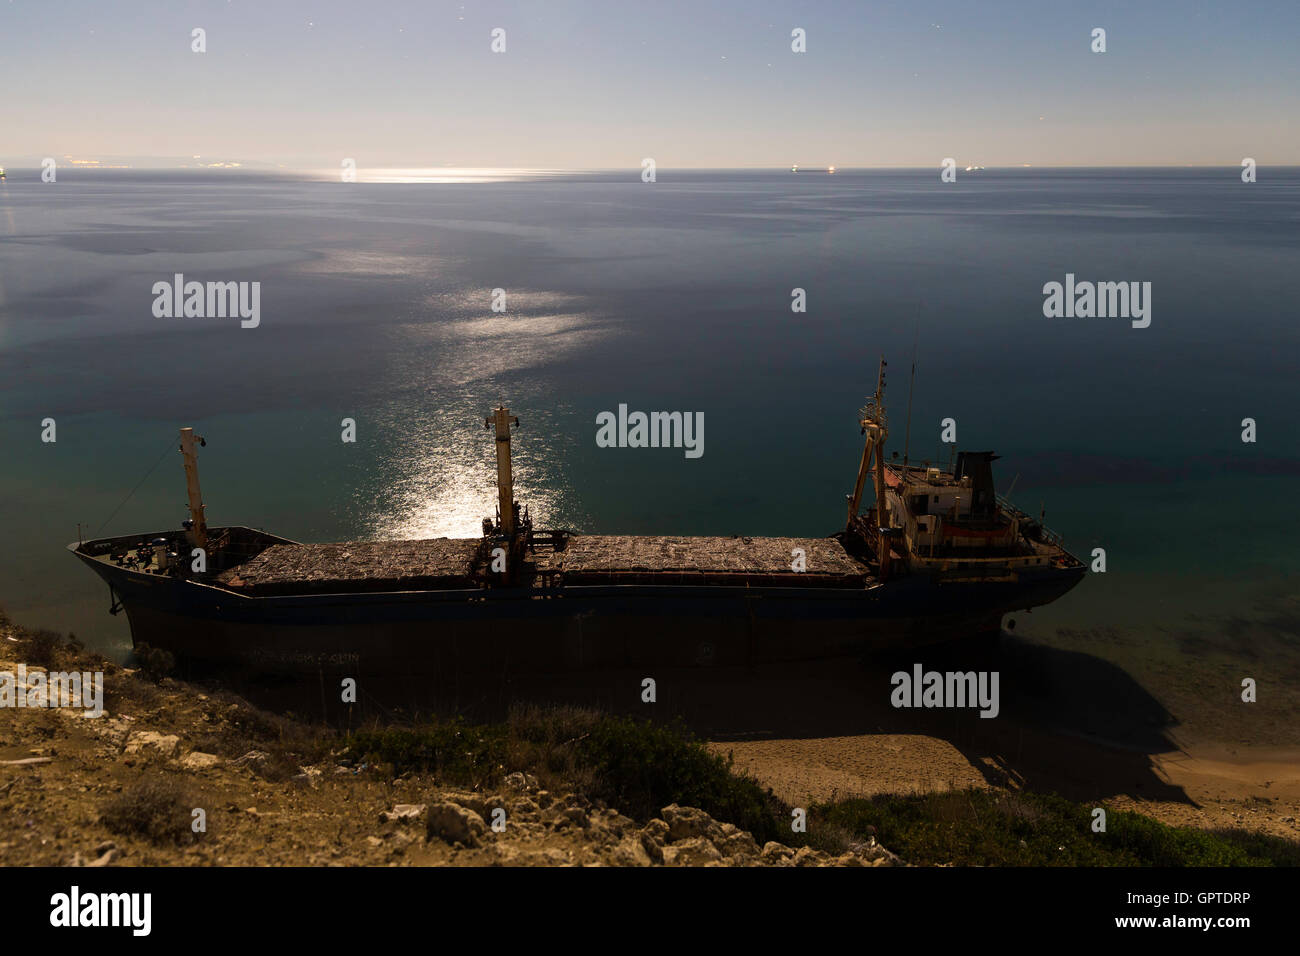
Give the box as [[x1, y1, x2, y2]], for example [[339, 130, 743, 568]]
[[699, 624, 1300, 842]]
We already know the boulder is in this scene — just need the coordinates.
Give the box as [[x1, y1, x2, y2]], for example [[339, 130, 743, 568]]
[[661, 804, 722, 843], [123, 731, 180, 759], [503, 772, 539, 792], [638, 820, 668, 863], [760, 841, 795, 864], [379, 803, 427, 823], [180, 751, 221, 770], [716, 823, 760, 859], [792, 846, 823, 867], [611, 835, 654, 867], [426, 801, 488, 848], [662, 837, 724, 867]]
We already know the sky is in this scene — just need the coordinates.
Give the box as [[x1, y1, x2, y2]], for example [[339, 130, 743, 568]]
[[1, 0, 1298, 169]]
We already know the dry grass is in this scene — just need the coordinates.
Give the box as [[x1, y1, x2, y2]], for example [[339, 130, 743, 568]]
[[100, 773, 198, 845]]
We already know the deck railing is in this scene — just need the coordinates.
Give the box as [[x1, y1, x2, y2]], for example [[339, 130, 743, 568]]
[[997, 495, 1066, 548]]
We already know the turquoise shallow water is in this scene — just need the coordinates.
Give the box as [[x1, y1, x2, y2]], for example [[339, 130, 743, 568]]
[[0, 168, 1297, 675]]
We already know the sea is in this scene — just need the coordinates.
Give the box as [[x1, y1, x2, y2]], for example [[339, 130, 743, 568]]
[[1, 166, 1297, 745]]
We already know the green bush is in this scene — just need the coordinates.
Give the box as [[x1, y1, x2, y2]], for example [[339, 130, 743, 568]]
[[812, 789, 1295, 866], [343, 710, 781, 843], [344, 719, 507, 789], [574, 716, 781, 844]]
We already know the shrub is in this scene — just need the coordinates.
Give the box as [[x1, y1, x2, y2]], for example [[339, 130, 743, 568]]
[[343, 709, 783, 843], [27, 630, 64, 669], [574, 716, 781, 844], [133, 643, 175, 684], [811, 788, 1296, 866], [101, 777, 195, 845]]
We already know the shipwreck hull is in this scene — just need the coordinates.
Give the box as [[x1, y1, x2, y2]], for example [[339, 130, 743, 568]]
[[75, 548, 1082, 683]]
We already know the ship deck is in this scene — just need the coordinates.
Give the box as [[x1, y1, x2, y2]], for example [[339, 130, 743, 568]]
[[217, 539, 482, 594], [214, 533, 874, 595], [537, 535, 871, 587]]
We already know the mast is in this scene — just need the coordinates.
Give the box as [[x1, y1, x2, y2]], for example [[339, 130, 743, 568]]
[[902, 350, 916, 467], [178, 427, 208, 552], [847, 357, 889, 521], [846, 357, 894, 577], [485, 406, 520, 536]]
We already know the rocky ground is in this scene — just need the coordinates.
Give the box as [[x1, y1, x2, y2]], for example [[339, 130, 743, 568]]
[[7, 609, 1295, 867], [0, 621, 899, 867]]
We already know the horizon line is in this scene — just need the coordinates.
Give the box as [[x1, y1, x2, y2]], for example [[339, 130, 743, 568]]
[[0, 161, 1293, 172]]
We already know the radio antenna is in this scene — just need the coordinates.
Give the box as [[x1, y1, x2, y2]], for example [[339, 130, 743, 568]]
[[902, 342, 917, 467]]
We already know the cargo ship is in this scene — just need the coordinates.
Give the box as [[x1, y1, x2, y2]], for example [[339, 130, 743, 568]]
[[70, 360, 1085, 680]]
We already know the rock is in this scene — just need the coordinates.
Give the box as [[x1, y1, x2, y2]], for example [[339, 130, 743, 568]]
[[716, 823, 760, 859], [87, 847, 122, 867], [124, 731, 180, 759], [366, 836, 385, 848], [426, 802, 488, 848], [611, 834, 653, 867], [638, 820, 668, 863], [180, 751, 221, 770], [589, 808, 633, 839], [640, 818, 669, 845], [662, 837, 724, 866], [379, 803, 427, 823], [288, 765, 322, 789], [562, 806, 589, 828], [661, 804, 721, 843], [232, 751, 269, 769], [503, 772, 539, 792], [792, 846, 822, 867], [760, 842, 794, 864], [490, 843, 521, 865], [845, 839, 902, 866]]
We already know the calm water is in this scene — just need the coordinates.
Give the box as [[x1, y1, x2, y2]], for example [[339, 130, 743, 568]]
[[1, 167, 1297, 680]]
